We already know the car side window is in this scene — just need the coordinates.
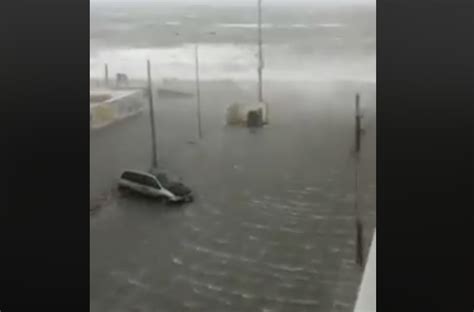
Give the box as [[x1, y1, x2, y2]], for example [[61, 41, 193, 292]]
[[143, 176, 160, 189], [122, 172, 141, 184], [122, 172, 134, 182]]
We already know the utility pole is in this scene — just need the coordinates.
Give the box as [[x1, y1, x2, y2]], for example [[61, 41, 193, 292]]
[[194, 44, 203, 139], [147, 60, 158, 169], [104, 63, 109, 87], [354, 92, 364, 268], [257, 0, 268, 124], [355, 93, 362, 153]]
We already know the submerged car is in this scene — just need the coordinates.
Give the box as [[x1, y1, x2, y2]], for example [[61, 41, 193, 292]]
[[118, 169, 193, 203]]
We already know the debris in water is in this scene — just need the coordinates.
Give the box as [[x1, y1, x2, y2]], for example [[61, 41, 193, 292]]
[[233, 164, 243, 171]]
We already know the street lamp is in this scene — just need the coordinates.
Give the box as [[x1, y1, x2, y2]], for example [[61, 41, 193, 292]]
[[146, 59, 159, 170], [257, 0, 263, 104], [194, 43, 202, 139], [195, 32, 218, 139], [257, 0, 268, 124], [174, 31, 216, 139]]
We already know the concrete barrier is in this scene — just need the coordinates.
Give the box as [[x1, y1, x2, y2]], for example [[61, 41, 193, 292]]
[[90, 89, 145, 130], [354, 230, 376, 312]]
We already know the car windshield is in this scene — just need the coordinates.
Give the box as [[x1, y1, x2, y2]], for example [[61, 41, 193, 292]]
[[155, 173, 172, 188]]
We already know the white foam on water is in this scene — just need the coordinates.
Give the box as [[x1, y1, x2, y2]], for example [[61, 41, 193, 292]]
[[90, 43, 375, 82], [264, 296, 319, 306], [289, 298, 320, 306], [288, 200, 312, 207], [230, 290, 256, 299], [181, 275, 257, 301], [305, 186, 321, 192], [267, 263, 306, 272], [127, 278, 150, 290], [242, 222, 271, 230], [164, 21, 181, 26], [183, 301, 200, 309], [217, 23, 274, 28], [248, 235, 259, 241], [207, 208, 222, 215], [190, 265, 228, 277], [256, 268, 310, 282], [182, 241, 257, 263], [191, 285, 233, 306], [214, 238, 229, 244], [290, 23, 310, 28], [318, 23, 345, 28], [279, 227, 304, 234], [188, 224, 202, 232], [279, 282, 296, 288]]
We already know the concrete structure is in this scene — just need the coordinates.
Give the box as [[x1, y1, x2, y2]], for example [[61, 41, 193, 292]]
[[90, 88, 146, 130], [354, 230, 376, 312], [226, 102, 267, 126]]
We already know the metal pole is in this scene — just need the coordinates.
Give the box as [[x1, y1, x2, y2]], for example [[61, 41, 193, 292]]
[[355, 93, 361, 153], [147, 60, 158, 169], [257, 0, 269, 125], [257, 0, 263, 103], [354, 92, 364, 267], [355, 151, 364, 267], [195, 44, 203, 139], [104, 63, 109, 87]]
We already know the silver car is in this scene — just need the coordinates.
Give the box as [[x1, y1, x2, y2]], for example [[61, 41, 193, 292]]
[[118, 170, 193, 203]]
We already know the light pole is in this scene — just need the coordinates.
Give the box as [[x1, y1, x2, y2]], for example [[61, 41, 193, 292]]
[[354, 92, 364, 267], [147, 59, 159, 169], [194, 44, 202, 139], [257, 0, 268, 124], [104, 63, 109, 87], [193, 32, 216, 139], [173, 31, 215, 139], [258, 0, 263, 103]]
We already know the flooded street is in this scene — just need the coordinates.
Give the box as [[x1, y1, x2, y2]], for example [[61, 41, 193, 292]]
[[90, 81, 376, 312]]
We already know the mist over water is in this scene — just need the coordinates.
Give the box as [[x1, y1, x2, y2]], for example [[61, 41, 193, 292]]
[[90, 3, 375, 82]]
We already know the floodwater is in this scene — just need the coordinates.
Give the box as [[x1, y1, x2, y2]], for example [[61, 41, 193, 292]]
[[90, 3, 375, 311], [90, 80, 376, 312]]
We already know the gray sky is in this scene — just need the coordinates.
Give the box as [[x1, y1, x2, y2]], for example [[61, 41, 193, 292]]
[[90, 0, 375, 6]]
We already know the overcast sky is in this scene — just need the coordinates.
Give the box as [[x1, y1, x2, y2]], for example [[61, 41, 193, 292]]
[[90, 0, 375, 6]]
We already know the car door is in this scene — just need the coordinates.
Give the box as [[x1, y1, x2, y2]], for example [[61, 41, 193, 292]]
[[138, 175, 151, 194], [128, 172, 148, 194], [122, 172, 141, 192], [142, 175, 161, 197]]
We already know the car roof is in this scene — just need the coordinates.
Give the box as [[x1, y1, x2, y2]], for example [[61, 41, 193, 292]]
[[121, 169, 156, 179]]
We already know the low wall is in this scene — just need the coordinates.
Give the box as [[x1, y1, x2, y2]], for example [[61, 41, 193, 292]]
[[90, 89, 146, 130]]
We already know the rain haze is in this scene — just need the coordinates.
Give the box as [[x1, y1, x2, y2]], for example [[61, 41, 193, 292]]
[[90, 0, 376, 310]]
